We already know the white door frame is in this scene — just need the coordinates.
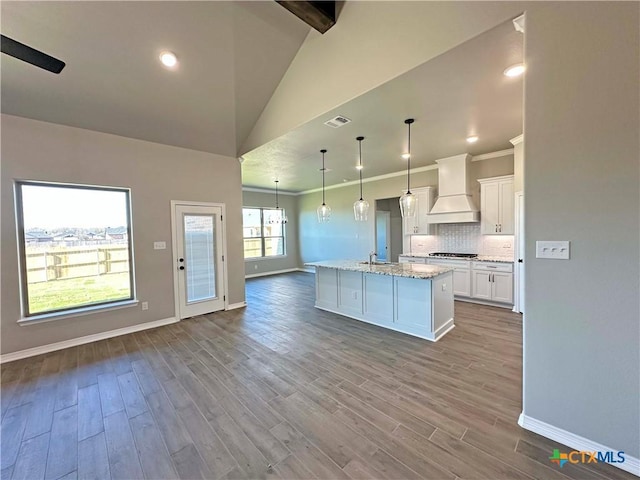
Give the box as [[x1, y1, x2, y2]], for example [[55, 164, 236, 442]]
[[170, 200, 229, 320], [513, 191, 524, 313]]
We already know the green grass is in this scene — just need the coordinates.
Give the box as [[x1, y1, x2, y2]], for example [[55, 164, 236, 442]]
[[28, 272, 131, 314]]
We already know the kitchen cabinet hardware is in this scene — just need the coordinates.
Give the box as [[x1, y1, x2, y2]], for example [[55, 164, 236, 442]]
[[479, 175, 514, 235]]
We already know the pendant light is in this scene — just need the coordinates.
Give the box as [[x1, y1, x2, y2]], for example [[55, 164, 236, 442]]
[[317, 149, 331, 222], [353, 136, 369, 221], [399, 118, 417, 218], [268, 180, 288, 224]]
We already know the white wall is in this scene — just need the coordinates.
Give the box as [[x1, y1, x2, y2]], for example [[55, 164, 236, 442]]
[[1, 115, 245, 355]]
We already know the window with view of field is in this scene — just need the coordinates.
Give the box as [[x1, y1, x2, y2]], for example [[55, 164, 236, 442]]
[[242, 207, 285, 259], [16, 182, 134, 317]]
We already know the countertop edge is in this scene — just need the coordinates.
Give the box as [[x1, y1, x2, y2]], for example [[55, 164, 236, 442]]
[[304, 261, 453, 279]]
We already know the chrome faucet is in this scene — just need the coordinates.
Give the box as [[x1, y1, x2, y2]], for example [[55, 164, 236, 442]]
[[369, 251, 377, 265]]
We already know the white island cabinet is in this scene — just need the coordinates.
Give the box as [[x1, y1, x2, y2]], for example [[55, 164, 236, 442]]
[[306, 260, 455, 342]]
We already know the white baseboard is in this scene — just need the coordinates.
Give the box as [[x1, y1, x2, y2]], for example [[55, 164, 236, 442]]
[[0, 317, 178, 364], [226, 301, 247, 310], [299, 266, 315, 274], [245, 268, 300, 279], [518, 413, 639, 476]]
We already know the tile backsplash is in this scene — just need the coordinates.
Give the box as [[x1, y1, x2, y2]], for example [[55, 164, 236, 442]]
[[409, 223, 514, 258]]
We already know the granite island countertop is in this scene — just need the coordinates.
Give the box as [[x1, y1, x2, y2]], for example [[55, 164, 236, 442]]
[[305, 260, 453, 279], [400, 253, 514, 263]]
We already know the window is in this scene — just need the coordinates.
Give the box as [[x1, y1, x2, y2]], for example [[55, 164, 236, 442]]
[[15, 181, 135, 318], [242, 207, 285, 259]]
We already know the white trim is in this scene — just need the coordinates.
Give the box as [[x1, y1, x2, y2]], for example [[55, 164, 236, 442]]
[[0, 317, 178, 364], [471, 148, 514, 162], [518, 413, 639, 477], [244, 149, 513, 196], [312, 305, 454, 342], [18, 299, 139, 326], [478, 174, 515, 185], [513, 191, 525, 314], [301, 150, 512, 194], [512, 14, 525, 33], [299, 266, 315, 274], [226, 301, 247, 310], [298, 164, 439, 195], [510, 134, 524, 146], [245, 268, 300, 279], [170, 201, 229, 320], [454, 297, 513, 309], [242, 186, 296, 196]]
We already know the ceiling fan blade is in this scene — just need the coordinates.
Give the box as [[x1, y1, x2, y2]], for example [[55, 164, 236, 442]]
[[1, 34, 65, 74]]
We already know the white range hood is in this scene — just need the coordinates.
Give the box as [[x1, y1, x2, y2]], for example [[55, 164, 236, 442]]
[[426, 153, 480, 223]]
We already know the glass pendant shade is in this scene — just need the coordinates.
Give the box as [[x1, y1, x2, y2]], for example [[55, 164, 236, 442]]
[[269, 180, 288, 224], [399, 192, 417, 217], [353, 198, 369, 221], [353, 136, 369, 222], [400, 118, 416, 218], [317, 149, 331, 223], [317, 203, 331, 222]]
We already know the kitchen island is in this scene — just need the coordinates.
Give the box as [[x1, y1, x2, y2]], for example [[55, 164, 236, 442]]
[[304, 260, 455, 341]]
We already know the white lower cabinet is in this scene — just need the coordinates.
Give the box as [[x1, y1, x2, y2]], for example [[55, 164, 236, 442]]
[[471, 270, 492, 299], [399, 256, 514, 306], [491, 272, 513, 304], [426, 259, 471, 297], [312, 266, 455, 342], [471, 262, 513, 304], [398, 256, 426, 264], [452, 268, 471, 297]]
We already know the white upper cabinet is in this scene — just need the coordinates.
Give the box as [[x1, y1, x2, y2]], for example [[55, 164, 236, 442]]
[[403, 186, 436, 235], [478, 175, 514, 235]]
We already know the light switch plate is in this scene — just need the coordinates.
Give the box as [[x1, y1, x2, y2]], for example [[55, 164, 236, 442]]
[[536, 241, 570, 259], [153, 241, 166, 250]]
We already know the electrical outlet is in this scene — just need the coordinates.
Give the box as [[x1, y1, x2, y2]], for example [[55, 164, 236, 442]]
[[254, 264, 258, 270], [141, 301, 149, 310], [352, 291, 358, 300], [442, 283, 447, 291], [153, 241, 166, 250]]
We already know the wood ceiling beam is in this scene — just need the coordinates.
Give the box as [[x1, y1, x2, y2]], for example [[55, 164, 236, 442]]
[[276, 1, 336, 34]]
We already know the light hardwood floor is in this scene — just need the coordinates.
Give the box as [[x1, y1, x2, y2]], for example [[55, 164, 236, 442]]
[[0, 272, 635, 480]]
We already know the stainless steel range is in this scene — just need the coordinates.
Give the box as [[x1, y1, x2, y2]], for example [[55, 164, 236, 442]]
[[428, 252, 478, 259]]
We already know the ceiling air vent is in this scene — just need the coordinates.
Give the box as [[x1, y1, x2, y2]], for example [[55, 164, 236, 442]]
[[324, 115, 352, 128]]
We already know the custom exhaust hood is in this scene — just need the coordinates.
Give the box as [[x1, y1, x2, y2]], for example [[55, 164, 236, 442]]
[[426, 154, 480, 223]]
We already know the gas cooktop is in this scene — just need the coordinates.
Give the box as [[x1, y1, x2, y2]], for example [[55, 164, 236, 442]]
[[429, 252, 478, 258]]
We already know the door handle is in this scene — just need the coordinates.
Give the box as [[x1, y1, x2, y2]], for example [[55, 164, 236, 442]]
[[179, 266, 185, 270], [179, 258, 184, 262], [518, 259, 523, 263]]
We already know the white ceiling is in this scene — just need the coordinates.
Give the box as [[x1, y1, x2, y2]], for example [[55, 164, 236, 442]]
[[1, 1, 310, 157], [241, 19, 524, 192]]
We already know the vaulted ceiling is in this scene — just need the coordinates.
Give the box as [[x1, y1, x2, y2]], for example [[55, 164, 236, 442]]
[[1, 1, 310, 157], [2, 2, 522, 193], [241, 19, 523, 192]]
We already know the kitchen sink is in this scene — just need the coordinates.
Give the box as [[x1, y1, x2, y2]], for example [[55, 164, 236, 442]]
[[359, 261, 391, 266]]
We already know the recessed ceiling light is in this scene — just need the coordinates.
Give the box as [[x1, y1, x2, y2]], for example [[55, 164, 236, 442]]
[[401, 153, 411, 160], [504, 63, 525, 77], [159, 51, 178, 68], [466, 135, 479, 143]]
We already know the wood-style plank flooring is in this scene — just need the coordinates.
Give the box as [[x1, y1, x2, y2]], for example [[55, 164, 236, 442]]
[[1, 272, 635, 480]]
